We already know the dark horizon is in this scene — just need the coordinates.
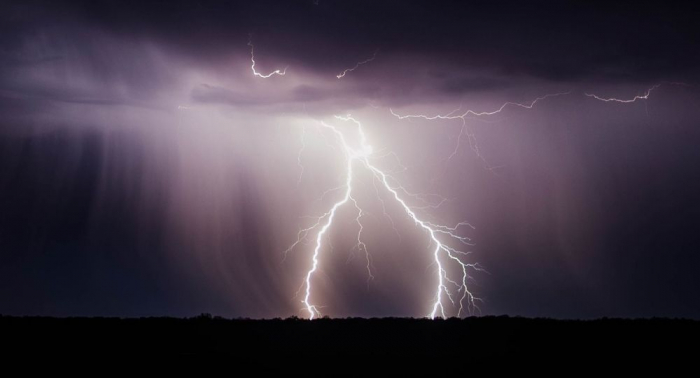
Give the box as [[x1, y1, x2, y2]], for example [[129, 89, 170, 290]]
[[1, 0, 699, 320], [1, 315, 698, 365]]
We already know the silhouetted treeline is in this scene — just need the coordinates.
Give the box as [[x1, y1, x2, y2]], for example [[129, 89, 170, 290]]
[[0, 315, 697, 368]]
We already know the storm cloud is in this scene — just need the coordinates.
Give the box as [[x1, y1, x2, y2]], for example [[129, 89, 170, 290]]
[[1, 1, 699, 319]]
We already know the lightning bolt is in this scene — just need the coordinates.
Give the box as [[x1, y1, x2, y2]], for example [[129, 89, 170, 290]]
[[391, 92, 571, 120], [390, 92, 571, 120], [390, 91, 571, 163], [585, 82, 691, 103], [287, 115, 481, 319], [585, 84, 660, 103], [248, 35, 288, 78], [336, 51, 378, 79]]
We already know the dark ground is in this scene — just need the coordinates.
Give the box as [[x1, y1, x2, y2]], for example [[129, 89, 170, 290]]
[[1, 315, 698, 368]]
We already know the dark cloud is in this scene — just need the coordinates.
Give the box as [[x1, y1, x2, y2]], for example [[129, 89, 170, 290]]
[[190, 82, 382, 108], [438, 76, 513, 94], [192, 84, 272, 106], [2, 1, 699, 85]]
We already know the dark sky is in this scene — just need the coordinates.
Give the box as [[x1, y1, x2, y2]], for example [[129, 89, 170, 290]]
[[1, 0, 699, 319]]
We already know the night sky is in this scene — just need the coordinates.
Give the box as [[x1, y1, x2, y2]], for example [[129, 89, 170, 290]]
[[1, 0, 699, 319]]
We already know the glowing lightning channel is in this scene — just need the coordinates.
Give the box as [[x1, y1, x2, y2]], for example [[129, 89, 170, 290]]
[[336, 51, 378, 79], [390, 91, 571, 163], [297, 120, 367, 319], [248, 36, 287, 78], [585, 82, 692, 103], [391, 92, 571, 120], [585, 84, 661, 103], [287, 115, 481, 319]]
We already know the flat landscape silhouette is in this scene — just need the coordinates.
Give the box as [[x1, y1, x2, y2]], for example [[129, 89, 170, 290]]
[[1, 315, 697, 367]]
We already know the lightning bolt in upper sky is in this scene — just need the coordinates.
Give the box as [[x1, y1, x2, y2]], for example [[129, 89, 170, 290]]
[[336, 51, 378, 79], [585, 85, 660, 103], [585, 82, 691, 103], [248, 36, 288, 78], [390, 92, 572, 162]]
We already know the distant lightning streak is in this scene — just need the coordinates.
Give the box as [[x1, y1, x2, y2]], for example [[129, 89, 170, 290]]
[[585, 82, 691, 103], [389, 91, 571, 120], [390, 91, 571, 163], [585, 84, 660, 103], [350, 197, 373, 284], [248, 36, 287, 78], [391, 92, 571, 120], [336, 51, 377, 79], [287, 114, 480, 319]]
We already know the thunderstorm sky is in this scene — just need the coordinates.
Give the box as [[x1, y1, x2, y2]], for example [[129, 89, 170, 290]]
[[1, 0, 700, 319]]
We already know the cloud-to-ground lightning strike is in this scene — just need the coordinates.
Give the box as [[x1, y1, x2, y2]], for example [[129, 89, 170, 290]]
[[248, 36, 288, 78], [287, 114, 482, 319], [336, 51, 377, 79]]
